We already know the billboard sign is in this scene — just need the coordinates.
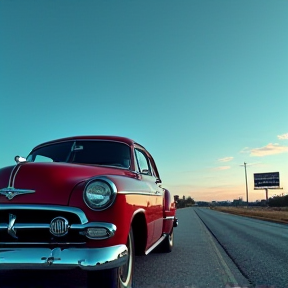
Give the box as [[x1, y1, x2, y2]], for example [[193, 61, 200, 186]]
[[254, 172, 280, 189]]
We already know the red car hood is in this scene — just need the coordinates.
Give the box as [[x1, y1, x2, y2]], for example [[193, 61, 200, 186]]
[[0, 162, 129, 205]]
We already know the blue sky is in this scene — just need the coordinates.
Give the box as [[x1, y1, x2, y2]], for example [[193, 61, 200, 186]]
[[1, 0, 287, 202]]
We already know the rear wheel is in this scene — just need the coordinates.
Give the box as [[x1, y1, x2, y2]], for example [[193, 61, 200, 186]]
[[87, 229, 134, 288], [158, 228, 174, 253]]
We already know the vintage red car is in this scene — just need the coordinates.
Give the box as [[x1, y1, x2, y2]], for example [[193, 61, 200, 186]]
[[0, 136, 177, 288]]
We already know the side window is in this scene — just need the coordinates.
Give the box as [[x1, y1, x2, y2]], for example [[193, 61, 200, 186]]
[[135, 149, 151, 175]]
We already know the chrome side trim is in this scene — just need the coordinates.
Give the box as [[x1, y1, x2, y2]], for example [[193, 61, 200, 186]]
[[164, 216, 175, 220], [0, 245, 128, 270], [0, 204, 88, 224], [145, 234, 166, 255], [118, 191, 163, 196]]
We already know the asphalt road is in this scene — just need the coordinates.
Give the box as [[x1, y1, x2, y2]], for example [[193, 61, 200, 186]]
[[194, 207, 288, 288], [1, 207, 287, 288]]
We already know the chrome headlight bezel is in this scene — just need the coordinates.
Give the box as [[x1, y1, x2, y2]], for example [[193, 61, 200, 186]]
[[83, 177, 117, 211]]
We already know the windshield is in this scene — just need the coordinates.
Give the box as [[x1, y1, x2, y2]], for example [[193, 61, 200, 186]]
[[26, 140, 131, 169]]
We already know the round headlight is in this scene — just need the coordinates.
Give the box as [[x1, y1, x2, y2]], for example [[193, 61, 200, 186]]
[[83, 178, 117, 211]]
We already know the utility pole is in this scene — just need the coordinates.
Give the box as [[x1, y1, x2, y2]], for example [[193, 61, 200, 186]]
[[244, 162, 249, 206]]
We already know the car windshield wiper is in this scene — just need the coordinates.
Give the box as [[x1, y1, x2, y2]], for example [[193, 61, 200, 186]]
[[65, 141, 76, 162]]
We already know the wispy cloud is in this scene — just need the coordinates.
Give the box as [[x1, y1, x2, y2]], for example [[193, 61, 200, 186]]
[[246, 162, 268, 168], [213, 166, 231, 171], [278, 133, 288, 140], [218, 157, 233, 162], [240, 147, 250, 154], [249, 143, 288, 157]]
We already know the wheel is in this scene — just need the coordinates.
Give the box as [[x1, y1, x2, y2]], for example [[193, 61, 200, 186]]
[[117, 228, 134, 287], [158, 229, 174, 253], [87, 228, 135, 288]]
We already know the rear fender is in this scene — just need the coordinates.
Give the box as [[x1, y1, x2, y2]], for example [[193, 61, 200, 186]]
[[162, 189, 176, 234]]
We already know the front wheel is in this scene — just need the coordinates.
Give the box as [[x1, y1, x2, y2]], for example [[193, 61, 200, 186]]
[[87, 229, 135, 288]]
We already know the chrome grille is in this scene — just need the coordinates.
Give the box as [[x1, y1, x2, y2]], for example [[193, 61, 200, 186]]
[[0, 209, 81, 224], [0, 205, 87, 246]]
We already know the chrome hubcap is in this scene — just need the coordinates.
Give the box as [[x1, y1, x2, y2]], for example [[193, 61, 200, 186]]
[[119, 233, 132, 287], [169, 231, 174, 247]]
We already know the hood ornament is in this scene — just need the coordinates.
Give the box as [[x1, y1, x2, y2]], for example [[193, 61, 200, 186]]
[[14, 155, 27, 164], [0, 187, 35, 200]]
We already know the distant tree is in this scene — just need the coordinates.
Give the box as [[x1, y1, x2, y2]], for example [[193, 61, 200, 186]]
[[268, 195, 288, 207], [176, 199, 185, 209], [176, 196, 195, 208], [186, 196, 195, 206], [197, 201, 209, 207]]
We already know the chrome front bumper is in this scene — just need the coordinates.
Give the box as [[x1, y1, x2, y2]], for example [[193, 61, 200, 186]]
[[0, 245, 128, 270]]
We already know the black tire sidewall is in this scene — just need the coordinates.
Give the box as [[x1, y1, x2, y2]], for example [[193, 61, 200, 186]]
[[87, 228, 135, 288]]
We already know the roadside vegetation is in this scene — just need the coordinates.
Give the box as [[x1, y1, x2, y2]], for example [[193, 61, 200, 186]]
[[268, 194, 288, 207], [175, 194, 288, 224], [175, 196, 195, 209], [211, 195, 288, 224], [211, 206, 288, 224]]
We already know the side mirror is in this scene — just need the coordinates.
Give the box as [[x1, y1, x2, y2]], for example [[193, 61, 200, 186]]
[[15, 156, 27, 163], [155, 178, 162, 184]]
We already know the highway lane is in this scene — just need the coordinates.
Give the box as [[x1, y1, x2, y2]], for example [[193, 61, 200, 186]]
[[194, 207, 288, 288], [134, 207, 248, 287], [0, 208, 249, 288]]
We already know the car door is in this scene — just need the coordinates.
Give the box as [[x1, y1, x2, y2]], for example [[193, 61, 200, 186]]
[[134, 148, 164, 245]]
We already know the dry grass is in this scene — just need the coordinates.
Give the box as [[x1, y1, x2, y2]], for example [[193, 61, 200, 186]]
[[211, 206, 288, 224]]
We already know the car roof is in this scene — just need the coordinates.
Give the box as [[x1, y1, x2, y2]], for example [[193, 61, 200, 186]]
[[32, 136, 137, 150]]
